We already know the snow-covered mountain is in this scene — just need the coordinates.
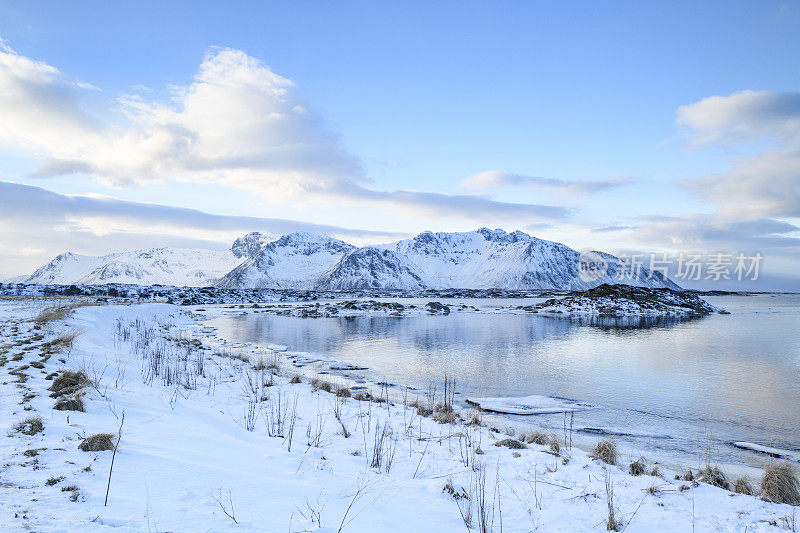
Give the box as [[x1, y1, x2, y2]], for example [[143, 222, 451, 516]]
[[22, 248, 242, 287], [216, 232, 355, 289], [217, 228, 678, 290], [384, 228, 679, 291], [18, 228, 680, 290]]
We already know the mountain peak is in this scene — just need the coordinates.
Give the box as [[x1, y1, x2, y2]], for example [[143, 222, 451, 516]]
[[476, 228, 532, 243]]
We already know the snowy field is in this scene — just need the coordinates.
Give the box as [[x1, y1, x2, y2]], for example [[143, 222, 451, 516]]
[[1, 298, 797, 532]]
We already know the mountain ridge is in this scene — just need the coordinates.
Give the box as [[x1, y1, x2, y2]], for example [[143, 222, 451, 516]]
[[15, 228, 681, 290]]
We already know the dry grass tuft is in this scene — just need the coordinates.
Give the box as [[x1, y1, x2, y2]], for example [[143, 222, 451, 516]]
[[41, 332, 79, 354], [310, 378, 332, 393], [408, 399, 433, 417], [78, 433, 115, 452], [591, 439, 618, 465], [548, 434, 561, 455], [494, 438, 527, 449], [761, 462, 800, 505], [48, 370, 89, 398], [14, 416, 44, 436], [629, 457, 647, 476], [335, 387, 351, 398], [698, 465, 729, 490], [289, 375, 302, 384], [54, 395, 85, 412], [34, 306, 72, 325], [733, 476, 755, 496], [523, 430, 549, 446]]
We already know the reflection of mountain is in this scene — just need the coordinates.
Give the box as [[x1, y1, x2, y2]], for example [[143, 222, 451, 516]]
[[563, 314, 705, 330]]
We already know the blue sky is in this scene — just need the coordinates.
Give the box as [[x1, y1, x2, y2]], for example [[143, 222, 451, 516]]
[[1, 1, 799, 289]]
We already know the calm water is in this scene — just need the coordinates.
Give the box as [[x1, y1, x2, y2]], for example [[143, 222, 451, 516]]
[[205, 294, 800, 465]]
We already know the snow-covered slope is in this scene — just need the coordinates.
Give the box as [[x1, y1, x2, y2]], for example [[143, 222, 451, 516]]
[[319, 247, 431, 290], [23, 248, 242, 287], [216, 232, 355, 289]]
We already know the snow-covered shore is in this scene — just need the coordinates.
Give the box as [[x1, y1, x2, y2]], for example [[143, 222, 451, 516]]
[[1, 298, 794, 532]]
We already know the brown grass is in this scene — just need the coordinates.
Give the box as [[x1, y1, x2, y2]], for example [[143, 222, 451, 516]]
[[761, 462, 800, 505], [494, 438, 527, 449], [522, 430, 549, 446], [591, 439, 618, 465], [48, 370, 89, 398], [34, 306, 72, 325], [698, 465, 729, 490], [335, 387, 351, 398], [54, 395, 85, 412], [310, 378, 332, 392], [629, 457, 647, 476], [78, 433, 115, 452], [14, 416, 44, 436], [41, 332, 79, 354], [733, 476, 755, 496]]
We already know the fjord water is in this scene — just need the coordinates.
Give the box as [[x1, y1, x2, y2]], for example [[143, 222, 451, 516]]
[[208, 294, 800, 465]]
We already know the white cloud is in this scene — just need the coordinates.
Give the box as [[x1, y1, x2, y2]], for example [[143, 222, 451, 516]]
[[677, 90, 800, 146], [461, 170, 637, 196], [677, 91, 800, 219], [0, 43, 565, 224], [0, 181, 405, 279]]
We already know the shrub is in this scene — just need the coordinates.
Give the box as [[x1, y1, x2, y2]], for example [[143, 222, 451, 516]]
[[14, 416, 43, 436], [78, 433, 115, 452], [289, 376, 302, 384], [592, 439, 618, 465], [45, 476, 65, 486], [761, 462, 800, 505], [335, 387, 351, 398]]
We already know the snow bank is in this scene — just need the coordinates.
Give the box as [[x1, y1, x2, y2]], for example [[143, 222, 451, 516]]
[[465, 395, 596, 415], [732, 442, 800, 463]]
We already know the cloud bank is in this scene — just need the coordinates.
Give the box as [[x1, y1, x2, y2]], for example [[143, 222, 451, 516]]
[[0, 181, 404, 279]]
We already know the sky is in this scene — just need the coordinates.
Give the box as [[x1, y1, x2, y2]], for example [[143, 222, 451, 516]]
[[0, 0, 799, 290]]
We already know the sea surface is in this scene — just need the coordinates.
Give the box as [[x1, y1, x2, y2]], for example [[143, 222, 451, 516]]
[[204, 294, 800, 467]]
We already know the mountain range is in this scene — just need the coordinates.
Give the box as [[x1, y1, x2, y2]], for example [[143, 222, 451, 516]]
[[10, 228, 680, 291]]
